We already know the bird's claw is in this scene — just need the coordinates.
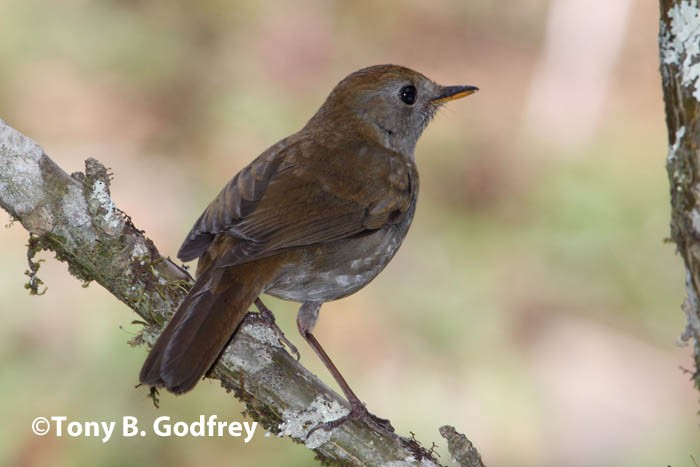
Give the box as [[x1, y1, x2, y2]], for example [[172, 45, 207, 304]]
[[306, 400, 394, 439], [251, 301, 301, 360]]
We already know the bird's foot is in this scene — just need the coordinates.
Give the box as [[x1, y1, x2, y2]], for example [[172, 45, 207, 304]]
[[306, 398, 394, 438], [251, 299, 300, 360]]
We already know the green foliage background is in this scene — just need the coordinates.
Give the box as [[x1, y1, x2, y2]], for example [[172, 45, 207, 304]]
[[0, 1, 695, 466]]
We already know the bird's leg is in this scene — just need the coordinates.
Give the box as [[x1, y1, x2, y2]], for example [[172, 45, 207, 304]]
[[297, 301, 394, 436], [253, 298, 300, 360]]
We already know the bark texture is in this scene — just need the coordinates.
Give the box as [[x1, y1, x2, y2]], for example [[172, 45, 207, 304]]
[[0, 119, 484, 466], [660, 0, 700, 390]]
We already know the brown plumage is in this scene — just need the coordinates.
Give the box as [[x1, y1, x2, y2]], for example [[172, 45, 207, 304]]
[[140, 64, 477, 431]]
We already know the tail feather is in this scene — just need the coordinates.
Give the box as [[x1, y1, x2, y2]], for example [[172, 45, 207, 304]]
[[139, 283, 199, 388], [139, 263, 265, 394]]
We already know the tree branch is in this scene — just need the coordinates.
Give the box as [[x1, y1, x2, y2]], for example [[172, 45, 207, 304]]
[[0, 119, 485, 466], [659, 0, 700, 391]]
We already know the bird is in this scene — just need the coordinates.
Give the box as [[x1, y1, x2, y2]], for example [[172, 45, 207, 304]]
[[140, 64, 478, 432]]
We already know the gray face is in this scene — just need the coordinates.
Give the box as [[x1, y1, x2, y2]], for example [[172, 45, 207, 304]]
[[352, 75, 444, 156]]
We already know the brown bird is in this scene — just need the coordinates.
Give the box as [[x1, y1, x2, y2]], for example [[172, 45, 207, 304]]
[[140, 64, 477, 432]]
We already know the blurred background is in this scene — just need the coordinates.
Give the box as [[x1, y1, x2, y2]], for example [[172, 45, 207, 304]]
[[0, 0, 696, 466]]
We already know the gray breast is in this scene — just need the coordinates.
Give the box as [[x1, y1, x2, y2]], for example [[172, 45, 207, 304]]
[[264, 217, 412, 303]]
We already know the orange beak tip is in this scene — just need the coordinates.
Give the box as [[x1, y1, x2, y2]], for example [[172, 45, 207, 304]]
[[432, 85, 479, 104]]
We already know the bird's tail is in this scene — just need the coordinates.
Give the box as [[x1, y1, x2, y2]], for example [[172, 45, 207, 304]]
[[139, 261, 271, 394]]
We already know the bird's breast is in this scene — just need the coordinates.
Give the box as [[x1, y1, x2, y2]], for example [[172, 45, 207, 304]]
[[264, 212, 414, 303]]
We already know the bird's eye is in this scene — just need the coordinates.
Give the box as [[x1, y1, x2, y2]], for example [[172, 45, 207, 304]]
[[399, 85, 417, 105]]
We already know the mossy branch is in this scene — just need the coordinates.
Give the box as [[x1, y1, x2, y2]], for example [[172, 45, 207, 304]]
[[0, 119, 484, 467], [659, 0, 700, 391]]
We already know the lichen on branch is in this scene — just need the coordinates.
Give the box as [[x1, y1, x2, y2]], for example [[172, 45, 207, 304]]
[[0, 119, 481, 466], [660, 0, 700, 390]]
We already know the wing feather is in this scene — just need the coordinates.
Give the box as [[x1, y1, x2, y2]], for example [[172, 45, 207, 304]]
[[177, 134, 415, 266]]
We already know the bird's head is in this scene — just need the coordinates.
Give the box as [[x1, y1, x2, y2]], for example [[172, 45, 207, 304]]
[[308, 64, 478, 156]]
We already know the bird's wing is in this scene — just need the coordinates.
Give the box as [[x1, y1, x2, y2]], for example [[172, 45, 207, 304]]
[[177, 136, 415, 267], [176, 137, 288, 262]]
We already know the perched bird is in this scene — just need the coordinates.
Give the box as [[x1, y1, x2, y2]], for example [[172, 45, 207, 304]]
[[140, 64, 477, 431]]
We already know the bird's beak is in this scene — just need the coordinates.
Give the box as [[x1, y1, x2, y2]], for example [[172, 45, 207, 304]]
[[431, 85, 479, 104]]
